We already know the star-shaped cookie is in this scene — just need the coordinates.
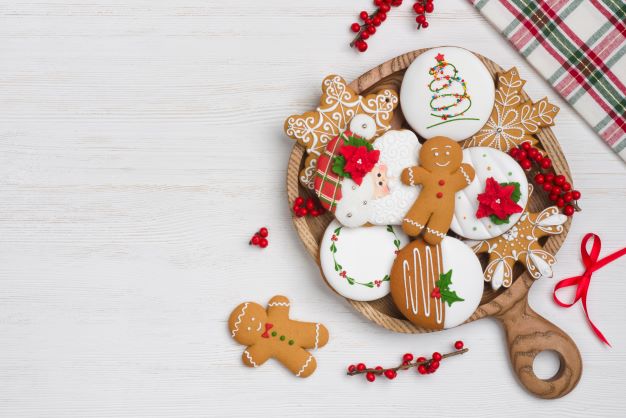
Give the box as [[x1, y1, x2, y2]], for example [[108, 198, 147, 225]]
[[463, 68, 559, 152], [284, 75, 399, 189], [467, 198, 567, 290]]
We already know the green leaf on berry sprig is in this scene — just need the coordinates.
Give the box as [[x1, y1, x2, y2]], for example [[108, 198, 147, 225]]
[[435, 269, 465, 307]]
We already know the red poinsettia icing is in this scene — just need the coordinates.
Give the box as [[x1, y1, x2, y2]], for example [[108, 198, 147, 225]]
[[476, 177, 523, 220], [338, 145, 380, 185]]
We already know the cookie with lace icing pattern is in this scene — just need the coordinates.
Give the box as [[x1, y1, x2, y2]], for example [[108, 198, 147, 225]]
[[228, 295, 329, 378], [285, 74, 399, 189]]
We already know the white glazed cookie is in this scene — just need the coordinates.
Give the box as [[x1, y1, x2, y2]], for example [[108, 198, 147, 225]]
[[389, 236, 484, 329], [334, 176, 374, 228], [319, 220, 409, 301], [450, 146, 529, 240], [400, 47, 495, 141]]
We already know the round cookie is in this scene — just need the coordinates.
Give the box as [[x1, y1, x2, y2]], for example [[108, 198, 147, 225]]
[[450, 146, 529, 240], [389, 236, 484, 330], [400, 47, 495, 141], [319, 220, 409, 301]]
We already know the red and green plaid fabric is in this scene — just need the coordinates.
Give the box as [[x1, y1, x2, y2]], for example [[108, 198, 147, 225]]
[[470, 0, 626, 161], [314, 132, 349, 211]]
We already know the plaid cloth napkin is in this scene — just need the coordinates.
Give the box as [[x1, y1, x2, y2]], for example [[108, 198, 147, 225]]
[[470, 0, 626, 161]]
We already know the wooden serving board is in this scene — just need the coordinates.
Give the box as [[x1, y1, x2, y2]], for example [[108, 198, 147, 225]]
[[286, 49, 582, 399]]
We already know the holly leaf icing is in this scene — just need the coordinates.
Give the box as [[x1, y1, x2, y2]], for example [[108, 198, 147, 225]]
[[435, 270, 465, 307]]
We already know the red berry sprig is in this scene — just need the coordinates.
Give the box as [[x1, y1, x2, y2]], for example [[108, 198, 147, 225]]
[[249, 227, 269, 248], [346, 341, 467, 382], [413, 0, 435, 29], [292, 196, 326, 218], [350, 0, 403, 53], [509, 142, 581, 217]]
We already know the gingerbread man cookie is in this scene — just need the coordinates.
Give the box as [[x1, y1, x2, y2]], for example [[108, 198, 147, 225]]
[[401, 136, 475, 245], [228, 295, 329, 378]]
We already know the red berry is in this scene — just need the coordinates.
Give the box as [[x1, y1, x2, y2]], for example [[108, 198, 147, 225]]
[[557, 198, 565, 208], [348, 364, 356, 373], [541, 158, 552, 169], [372, 16, 382, 26], [391, 0, 403, 6], [416, 356, 426, 363], [384, 369, 397, 379], [454, 340, 464, 350], [520, 159, 532, 170], [562, 182, 572, 192], [563, 192, 573, 203], [517, 150, 527, 161], [356, 40, 368, 52], [259, 238, 268, 248], [377, 12, 387, 22], [259, 227, 269, 238], [364, 18, 372, 25], [403, 353, 414, 362], [367, 25, 376, 34], [551, 186, 562, 196], [310, 209, 320, 217], [356, 363, 366, 372], [421, 21, 429, 28], [380, 3, 391, 13], [543, 183, 553, 192], [360, 11, 369, 20], [374, 0, 383, 6], [351, 23, 361, 33], [416, 14, 426, 24], [432, 352, 442, 361], [366, 372, 376, 382], [521, 142, 531, 151], [417, 365, 427, 374], [572, 190, 581, 200], [563, 205, 575, 216], [294, 197, 304, 207], [298, 208, 308, 217], [402, 360, 410, 366], [534, 173, 545, 184], [545, 173, 555, 183], [528, 148, 538, 158], [534, 154, 544, 163], [549, 193, 559, 202], [305, 199, 314, 211], [430, 360, 440, 370], [250, 235, 260, 246], [554, 175, 566, 186], [425, 2, 434, 13], [509, 148, 520, 158], [414, 4, 425, 14]]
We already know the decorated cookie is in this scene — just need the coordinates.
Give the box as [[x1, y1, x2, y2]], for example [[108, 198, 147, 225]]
[[314, 130, 421, 227], [228, 295, 329, 378], [390, 237, 484, 330], [450, 146, 529, 240], [467, 195, 567, 290], [464, 67, 559, 152], [284, 75, 399, 189], [401, 136, 475, 245], [400, 47, 495, 141], [319, 220, 409, 301]]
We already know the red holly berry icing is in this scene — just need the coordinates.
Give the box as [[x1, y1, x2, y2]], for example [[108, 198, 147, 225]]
[[475, 177, 523, 224]]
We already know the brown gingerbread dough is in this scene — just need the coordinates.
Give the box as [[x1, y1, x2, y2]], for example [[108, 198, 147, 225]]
[[401, 136, 475, 245], [228, 295, 329, 378]]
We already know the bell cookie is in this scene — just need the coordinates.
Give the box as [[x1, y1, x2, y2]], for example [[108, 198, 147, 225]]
[[450, 146, 529, 240], [400, 47, 495, 141], [464, 67, 559, 152], [400, 136, 475, 245], [319, 220, 409, 301], [228, 295, 329, 378], [389, 236, 484, 330], [314, 130, 421, 228], [284, 74, 398, 189]]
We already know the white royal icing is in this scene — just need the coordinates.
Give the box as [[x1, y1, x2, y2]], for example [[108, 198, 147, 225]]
[[231, 302, 249, 338], [244, 350, 258, 367], [349, 114, 377, 140], [296, 354, 313, 377], [402, 244, 444, 325], [319, 220, 409, 301], [450, 147, 529, 240], [400, 47, 495, 141]]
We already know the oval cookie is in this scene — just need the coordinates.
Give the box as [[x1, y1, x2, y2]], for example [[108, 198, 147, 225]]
[[450, 146, 529, 240], [389, 236, 483, 330], [400, 47, 495, 141], [319, 220, 409, 301]]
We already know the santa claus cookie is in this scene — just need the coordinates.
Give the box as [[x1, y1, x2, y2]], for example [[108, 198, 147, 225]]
[[228, 295, 329, 378], [400, 47, 495, 141], [450, 147, 529, 240], [319, 220, 409, 301], [389, 237, 483, 330], [314, 130, 421, 228]]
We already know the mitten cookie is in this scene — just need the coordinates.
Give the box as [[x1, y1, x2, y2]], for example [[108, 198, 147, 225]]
[[228, 296, 329, 378], [401, 136, 475, 245], [284, 74, 398, 189]]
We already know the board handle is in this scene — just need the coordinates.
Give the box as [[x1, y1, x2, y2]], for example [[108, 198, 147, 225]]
[[495, 295, 582, 399]]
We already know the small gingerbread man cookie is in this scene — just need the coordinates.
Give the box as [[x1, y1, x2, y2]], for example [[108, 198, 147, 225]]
[[228, 295, 329, 378], [401, 136, 475, 245]]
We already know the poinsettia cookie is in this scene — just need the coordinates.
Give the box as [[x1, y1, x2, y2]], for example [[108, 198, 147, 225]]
[[319, 220, 409, 301], [314, 130, 421, 227], [450, 147, 529, 240], [400, 47, 495, 141], [389, 236, 484, 330]]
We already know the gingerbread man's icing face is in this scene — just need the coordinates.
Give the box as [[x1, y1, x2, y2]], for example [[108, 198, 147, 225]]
[[371, 164, 390, 199], [228, 302, 268, 346], [419, 136, 463, 173]]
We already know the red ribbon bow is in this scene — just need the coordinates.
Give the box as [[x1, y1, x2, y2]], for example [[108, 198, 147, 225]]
[[553, 233, 626, 347], [261, 323, 273, 338]]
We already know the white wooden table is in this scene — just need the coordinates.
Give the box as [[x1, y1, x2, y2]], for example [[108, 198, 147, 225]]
[[1, 1, 625, 416]]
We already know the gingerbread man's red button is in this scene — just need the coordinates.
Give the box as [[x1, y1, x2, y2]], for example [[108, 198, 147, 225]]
[[438, 179, 445, 186], [436, 192, 443, 198]]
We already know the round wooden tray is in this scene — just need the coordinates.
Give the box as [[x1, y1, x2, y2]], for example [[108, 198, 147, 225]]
[[286, 49, 581, 399]]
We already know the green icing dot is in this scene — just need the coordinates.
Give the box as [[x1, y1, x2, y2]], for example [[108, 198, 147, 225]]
[[280, 335, 286, 341], [508, 171, 512, 176], [473, 226, 477, 231], [482, 153, 487, 157], [271, 331, 277, 337], [288, 340, 294, 345]]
